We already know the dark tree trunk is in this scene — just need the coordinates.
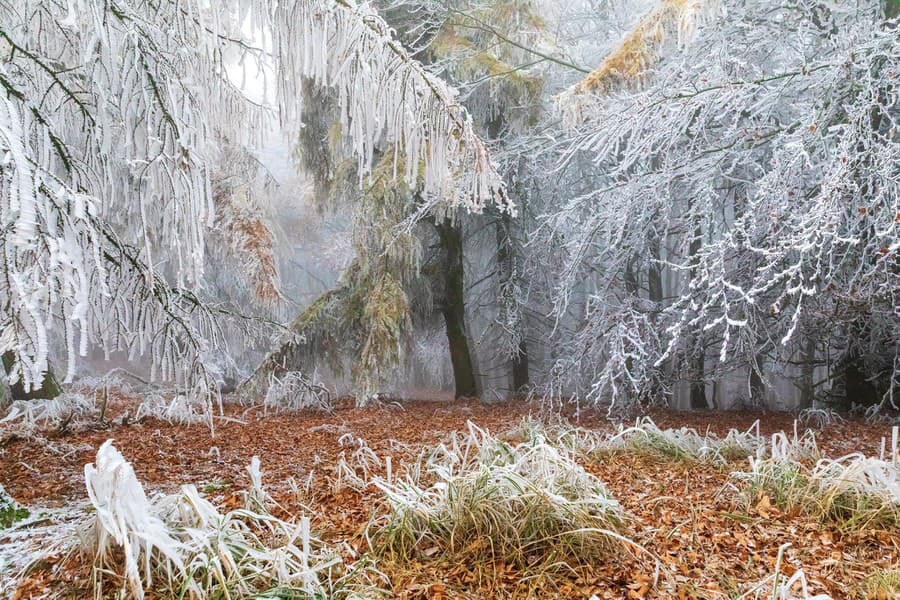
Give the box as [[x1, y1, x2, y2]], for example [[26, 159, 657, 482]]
[[436, 220, 479, 398], [486, 114, 530, 396], [2, 352, 62, 401], [835, 354, 879, 410], [798, 335, 817, 409], [749, 352, 766, 406], [689, 349, 708, 409]]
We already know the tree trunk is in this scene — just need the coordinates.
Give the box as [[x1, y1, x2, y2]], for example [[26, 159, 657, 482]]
[[798, 335, 816, 409], [749, 352, 766, 406], [689, 348, 707, 409], [436, 220, 479, 398], [2, 352, 62, 401]]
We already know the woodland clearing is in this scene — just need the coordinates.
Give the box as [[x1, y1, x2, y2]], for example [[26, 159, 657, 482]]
[[1, 393, 896, 599]]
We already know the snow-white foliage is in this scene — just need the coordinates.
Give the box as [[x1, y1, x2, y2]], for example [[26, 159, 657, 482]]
[[84, 440, 384, 598], [85, 440, 185, 599], [262, 370, 332, 414], [0, 392, 95, 430], [134, 394, 210, 426], [0, 0, 506, 401], [543, 0, 899, 413], [558, 0, 721, 123], [274, 0, 510, 216]]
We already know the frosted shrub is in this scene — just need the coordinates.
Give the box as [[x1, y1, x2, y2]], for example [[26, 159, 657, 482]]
[[134, 394, 209, 426], [1, 393, 96, 431], [263, 371, 333, 414], [84, 441, 385, 599], [370, 422, 631, 571], [797, 408, 845, 429]]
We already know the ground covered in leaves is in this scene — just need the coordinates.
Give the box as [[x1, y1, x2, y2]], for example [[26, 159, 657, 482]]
[[1, 394, 897, 599]]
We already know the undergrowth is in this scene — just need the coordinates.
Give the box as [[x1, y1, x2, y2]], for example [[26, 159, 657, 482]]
[[857, 568, 900, 600], [734, 442, 899, 531], [0, 483, 28, 529], [504, 416, 765, 464], [368, 422, 636, 575], [83, 440, 386, 599]]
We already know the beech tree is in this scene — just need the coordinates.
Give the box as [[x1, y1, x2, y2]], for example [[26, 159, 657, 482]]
[[547, 0, 898, 415]]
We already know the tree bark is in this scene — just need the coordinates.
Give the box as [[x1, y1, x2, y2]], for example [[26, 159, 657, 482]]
[[436, 220, 479, 398], [2, 352, 62, 401], [749, 352, 767, 406], [798, 335, 817, 409]]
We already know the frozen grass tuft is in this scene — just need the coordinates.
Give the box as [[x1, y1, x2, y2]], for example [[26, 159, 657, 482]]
[[739, 543, 832, 599], [332, 433, 383, 492], [368, 422, 635, 573], [0, 504, 84, 598], [85, 440, 184, 598], [767, 425, 821, 462], [857, 568, 900, 599], [602, 417, 765, 463], [134, 393, 210, 426], [1, 392, 96, 431], [84, 440, 386, 599], [734, 447, 899, 530], [263, 371, 333, 414], [505, 416, 765, 464]]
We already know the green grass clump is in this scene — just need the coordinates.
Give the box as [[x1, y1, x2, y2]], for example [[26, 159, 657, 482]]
[[369, 422, 630, 572], [734, 453, 899, 531], [858, 568, 900, 599], [0, 485, 28, 529]]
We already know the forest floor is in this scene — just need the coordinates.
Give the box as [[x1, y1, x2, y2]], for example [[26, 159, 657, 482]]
[[1, 395, 897, 599]]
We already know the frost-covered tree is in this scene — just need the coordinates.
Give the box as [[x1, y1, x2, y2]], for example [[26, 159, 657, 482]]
[[548, 0, 899, 414], [242, 0, 555, 401], [0, 0, 508, 402]]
